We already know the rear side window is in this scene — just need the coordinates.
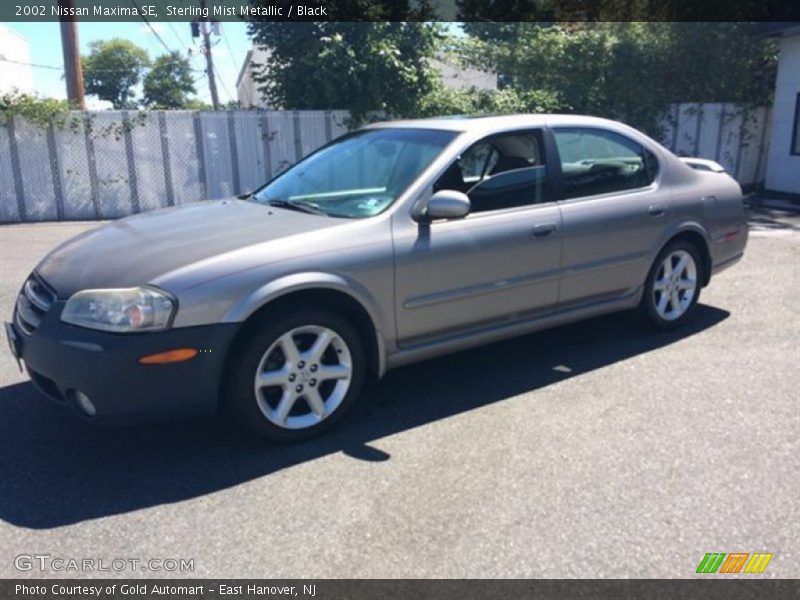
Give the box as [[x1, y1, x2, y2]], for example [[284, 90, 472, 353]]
[[554, 128, 659, 199]]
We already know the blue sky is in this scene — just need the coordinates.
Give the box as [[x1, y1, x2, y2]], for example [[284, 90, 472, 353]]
[[6, 21, 251, 105]]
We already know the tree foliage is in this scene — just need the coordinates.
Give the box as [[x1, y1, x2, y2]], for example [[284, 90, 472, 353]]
[[455, 23, 778, 136], [457, 0, 785, 23], [247, 22, 442, 124], [0, 91, 73, 128], [82, 38, 150, 109], [143, 53, 196, 109], [415, 83, 560, 118]]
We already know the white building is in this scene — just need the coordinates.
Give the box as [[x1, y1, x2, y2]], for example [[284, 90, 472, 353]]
[[764, 24, 800, 195], [0, 24, 34, 95], [236, 46, 497, 109]]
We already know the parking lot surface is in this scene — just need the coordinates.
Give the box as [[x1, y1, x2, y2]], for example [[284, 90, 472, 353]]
[[0, 209, 798, 578]]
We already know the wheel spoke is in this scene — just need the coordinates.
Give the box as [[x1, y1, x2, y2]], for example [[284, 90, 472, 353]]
[[670, 291, 682, 313], [258, 367, 290, 388], [278, 333, 301, 365], [307, 329, 333, 362], [273, 390, 297, 424], [305, 388, 326, 417], [673, 255, 688, 277], [656, 292, 669, 315], [677, 278, 696, 290], [318, 364, 350, 381], [662, 258, 673, 277], [654, 279, 668, 291]]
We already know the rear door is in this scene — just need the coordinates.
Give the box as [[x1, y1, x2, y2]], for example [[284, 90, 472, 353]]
[[552, 126, 668, 308]]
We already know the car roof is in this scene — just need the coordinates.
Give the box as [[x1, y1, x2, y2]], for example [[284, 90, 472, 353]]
[[362, 114, 624, 133]]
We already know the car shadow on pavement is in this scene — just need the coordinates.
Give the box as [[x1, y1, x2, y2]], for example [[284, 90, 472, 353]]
[[0, 305, 729, 529]]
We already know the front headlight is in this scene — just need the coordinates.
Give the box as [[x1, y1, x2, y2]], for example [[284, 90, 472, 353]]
[[61, 287, 175, 332]]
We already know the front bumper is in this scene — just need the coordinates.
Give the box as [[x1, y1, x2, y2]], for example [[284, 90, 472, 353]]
[[10, 299, 239, 424]]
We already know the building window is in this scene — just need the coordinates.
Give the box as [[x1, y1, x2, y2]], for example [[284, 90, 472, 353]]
[[792, 93, 800, 156]]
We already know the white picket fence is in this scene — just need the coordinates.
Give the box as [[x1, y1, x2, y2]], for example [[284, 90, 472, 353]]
[[0, 103, 771, 223], [0, 109, 349, 223], [661, 102, 771, 187]]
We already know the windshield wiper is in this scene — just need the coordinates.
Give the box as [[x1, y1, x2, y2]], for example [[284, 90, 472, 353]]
[[265, 198, 327, 216]]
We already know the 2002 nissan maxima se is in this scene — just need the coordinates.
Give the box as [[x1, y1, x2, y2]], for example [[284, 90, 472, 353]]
[[7, 115, 747, 441]]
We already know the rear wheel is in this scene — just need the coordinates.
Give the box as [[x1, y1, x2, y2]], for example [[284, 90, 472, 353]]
[[642, 240, 702, 330], [225, 308, 365, 442]]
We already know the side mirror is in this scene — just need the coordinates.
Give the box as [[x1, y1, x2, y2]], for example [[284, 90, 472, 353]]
[[420, 190, 470, 222]]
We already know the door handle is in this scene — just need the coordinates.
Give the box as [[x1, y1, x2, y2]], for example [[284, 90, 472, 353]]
[[531, 223, 557, 238], [648, 205, 666, 217]]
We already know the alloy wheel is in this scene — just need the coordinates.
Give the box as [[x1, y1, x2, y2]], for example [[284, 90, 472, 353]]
[[253, 325, 353, 430], [652, 249, 697, 321]]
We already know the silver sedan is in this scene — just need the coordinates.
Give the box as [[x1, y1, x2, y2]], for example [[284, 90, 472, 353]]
[[8, 115, 748, 441]]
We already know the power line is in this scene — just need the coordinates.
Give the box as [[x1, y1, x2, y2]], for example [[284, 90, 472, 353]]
[[129, 0, 174, 56], [0, 56, 62, 71], [165, 21, 190, 53], [212, 61, 234, 104], [220, 25, 239, 70], [0, 56, 155, 74]]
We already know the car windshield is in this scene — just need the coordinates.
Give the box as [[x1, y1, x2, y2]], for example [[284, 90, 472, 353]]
[[252, 128, 457, 218]]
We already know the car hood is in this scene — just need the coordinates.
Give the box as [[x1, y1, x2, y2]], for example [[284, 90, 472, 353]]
[[36, 199, 339, 298]]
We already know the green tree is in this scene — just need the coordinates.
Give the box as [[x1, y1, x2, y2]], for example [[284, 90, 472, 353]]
[[247, 22, 442, 124], [82, 38, 150, 108], [454, 23, 777, 136], [143, 52, 196, 109]]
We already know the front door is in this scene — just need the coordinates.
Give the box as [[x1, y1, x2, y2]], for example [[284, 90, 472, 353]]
[[393, 129, 563, 347]]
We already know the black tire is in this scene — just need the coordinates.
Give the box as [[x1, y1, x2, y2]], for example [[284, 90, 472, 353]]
[[224, 307, 366, 442], [641, 240, 703, 330]]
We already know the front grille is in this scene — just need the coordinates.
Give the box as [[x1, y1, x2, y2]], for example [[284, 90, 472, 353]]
[[14, 273, 56, 335]]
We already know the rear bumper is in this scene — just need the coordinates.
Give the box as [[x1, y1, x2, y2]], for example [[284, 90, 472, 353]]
[[711, 221, 748, 277], [10, 302, 238, 424]]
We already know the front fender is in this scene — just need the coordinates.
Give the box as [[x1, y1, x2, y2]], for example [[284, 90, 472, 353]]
[[221, 271, 388, 376]]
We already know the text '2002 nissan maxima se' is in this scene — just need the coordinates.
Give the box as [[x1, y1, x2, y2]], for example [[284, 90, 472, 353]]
[[6, 115, 748, 442]]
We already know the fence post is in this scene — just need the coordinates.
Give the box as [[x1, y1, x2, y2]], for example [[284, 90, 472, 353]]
[[693, 103, 703, 157], [121, 110, 141, 214], [193, 113, 208, 199], [669, 104, 680, 153], [734, 106, 749, 181], [260, 113, 273, 180], [714, 103, 727, 163], [227, 110, 241, 195], [292, 110, 303, 161], [324, 110, 333, 142], [7, 116, 27, 222], [46, 119, 66, 220], [754, 107, 770, 186], [158, 111, 175, 207], [83, 114, 101, 218]]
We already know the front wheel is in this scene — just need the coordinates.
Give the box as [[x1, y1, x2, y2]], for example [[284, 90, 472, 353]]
[[641, 241, 702, 330], [225, 308, 366, 442]]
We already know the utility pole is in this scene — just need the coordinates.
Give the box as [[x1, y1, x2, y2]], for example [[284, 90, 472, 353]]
[[58, 0, 85, 109], [199, 0, 220, 110]]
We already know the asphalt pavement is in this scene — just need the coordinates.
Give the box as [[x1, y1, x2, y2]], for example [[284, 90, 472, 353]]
[[0, 208, 798, 578]]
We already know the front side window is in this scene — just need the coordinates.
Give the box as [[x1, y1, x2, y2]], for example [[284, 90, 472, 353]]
[[554, 128, 659, 199], [254, 128, 457, 218], [434, 130, 549, 213]]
